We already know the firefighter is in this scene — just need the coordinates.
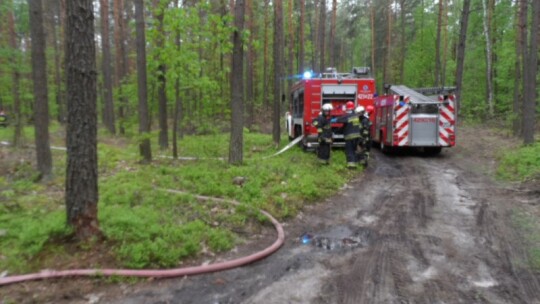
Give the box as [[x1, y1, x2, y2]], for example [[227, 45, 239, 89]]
[[355, 105, 373, 166], [332, 101, 361, 168], [312, 103, 333, 164]]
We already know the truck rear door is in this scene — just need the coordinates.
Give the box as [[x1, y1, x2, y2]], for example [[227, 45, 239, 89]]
[[410, 103, 439, 146]]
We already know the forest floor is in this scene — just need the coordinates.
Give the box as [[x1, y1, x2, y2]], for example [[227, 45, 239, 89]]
[[1, 125, 540, 303]]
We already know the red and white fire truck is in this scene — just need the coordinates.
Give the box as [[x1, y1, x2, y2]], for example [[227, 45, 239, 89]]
[[371, 85, 456, 155], [285, 67, 375, 149]]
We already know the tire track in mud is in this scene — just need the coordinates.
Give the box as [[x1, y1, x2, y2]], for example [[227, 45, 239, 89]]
[[319, 151, 540, 304]]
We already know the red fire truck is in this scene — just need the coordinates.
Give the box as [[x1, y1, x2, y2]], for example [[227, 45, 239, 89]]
[[371, 85, 456, 155], [285, 67, 375, 149]]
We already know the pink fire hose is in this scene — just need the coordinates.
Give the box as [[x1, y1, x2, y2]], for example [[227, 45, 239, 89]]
[[0, 190, 285, 286]]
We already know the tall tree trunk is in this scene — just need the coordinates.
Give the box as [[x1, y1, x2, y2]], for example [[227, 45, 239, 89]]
[[229, 0, 245, 165], [482, 0, 494, 116], [273, 0, 283, 146], [28, 0, 53, 179], [172, 1, 182, 159], [113, 0, 128, 134], [154, 0, 168, 149], [435, 0, 443, 87], [246, 0, 255, 128], [287, 0, 294, 95], [522, 0, 538, 144], [329, 0, 337, 68], [298, 0, 305, 74], [383, 0, 392, 85], [441, 0, 448, 87], [65, 0, 100, 240], [263, 0, 270, 111], [318, 0, 326, 72], [100, 0, 116, 134], [513, 0, 526, 136], [455, 0, 471, 117], [370, 0, 376, 85], [399, 0, 405, 83], [49, 1, 65, 124], [134, 0, 152, 162], [8, 5, 22, 148]]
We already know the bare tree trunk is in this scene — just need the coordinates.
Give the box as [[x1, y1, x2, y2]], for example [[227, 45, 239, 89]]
[[482, 0, 494, 116], [513, 0, 526, 136], [273, 0, 283, 146], [299, 0, 305, 74], [287, 0, 294, 95], [246, 0, 255, 128], [100, 0, 116, 134], [8, 6, 22, 147], [65, 0, 100, 240], [28, 0, 53, 179], [329, 0, 337, 68], [172, 0, 182, 159], [455, 0, 471, 117], [229, 0, 245, 164], [154, 0, 168, 149], [263, 0, 270, 111], [523, 0, 538, 144], [318, 0, 326, 72], [435, 0, 443, 87], [399, 0, 405, 83], [383, 0, 392, 85], [134, 0, 152, 162], [441, 0, 448, 87], [114, 0, 128, 134], [371, 0, 376, 84]]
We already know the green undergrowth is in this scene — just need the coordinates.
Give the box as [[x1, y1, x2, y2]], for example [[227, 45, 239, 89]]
[[0, 128, 358, 273], [511, 210, 540, 270], [497, 140, 540, 270], [496, 141, 540, 182]]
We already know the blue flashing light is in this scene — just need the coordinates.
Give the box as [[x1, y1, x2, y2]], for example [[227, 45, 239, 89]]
[[303, 71, 312, 79]]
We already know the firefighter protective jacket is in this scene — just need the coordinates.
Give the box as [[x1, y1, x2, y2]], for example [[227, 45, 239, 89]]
[[312, 114, 333, 143], [360, 114, 372, 139], [335, 112, 361, 140]]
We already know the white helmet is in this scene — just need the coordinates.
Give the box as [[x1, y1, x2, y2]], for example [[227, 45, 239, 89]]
[[322, 103, 333, 111], [355, 106, 365, 114]]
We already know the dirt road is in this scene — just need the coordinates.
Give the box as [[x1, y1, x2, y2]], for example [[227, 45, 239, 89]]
[[100, 128, 539, 304], [2, 127, 539, 303]]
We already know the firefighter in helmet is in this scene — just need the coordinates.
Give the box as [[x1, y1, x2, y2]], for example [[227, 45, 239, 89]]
[[312, 103, 334, 164], [332, 101, 361, 168], [355, 105, 373, 166]]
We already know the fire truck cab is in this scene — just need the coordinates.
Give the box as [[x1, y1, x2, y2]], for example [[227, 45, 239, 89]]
[[285, 67, 375, 150], [372, 85, 456, 155]]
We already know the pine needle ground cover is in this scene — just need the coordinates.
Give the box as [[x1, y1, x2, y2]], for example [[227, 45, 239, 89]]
[[0, 127, 358, 274]]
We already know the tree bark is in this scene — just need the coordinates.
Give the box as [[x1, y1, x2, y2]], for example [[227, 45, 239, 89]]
[[455, 0, 471, 117], [134, 0, 152, 162], [371, 0, 376, 86], [100, 0, 116, 134], [482, 0, 494, 116], [298, 0, 305, 74], [154, 0, 168, 149], [113, 0, 128, 134], [263, 0, 270, 111], [8, 5, 22, 148], [435, 0, 443, 87], [512, 0, 526, 136], [318, 0, 326, 72], [246, 0, 255, 128], [522, 0, 538, 144], [28, 0, 53, 179], [229, 0, 245, 165], [65, 0, 100, 240], [273, 0, 283, 146], [329, 0, 337, 68]]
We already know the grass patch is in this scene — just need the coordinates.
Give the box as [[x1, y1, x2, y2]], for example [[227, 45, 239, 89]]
[[497, 142, 540, 181], [511, 210, 540, 270], [0, 129, 359, 273]]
